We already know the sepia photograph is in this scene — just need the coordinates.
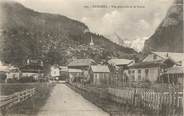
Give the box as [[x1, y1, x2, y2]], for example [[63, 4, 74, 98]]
[[0, 0, 183, 116]]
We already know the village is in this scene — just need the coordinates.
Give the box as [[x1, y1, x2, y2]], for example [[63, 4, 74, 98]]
[[0, 38, 183, 116], [1, 41, 184, 86]]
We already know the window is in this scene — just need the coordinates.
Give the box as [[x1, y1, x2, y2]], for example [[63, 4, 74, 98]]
[[145, 69, 149, 74], [94, 74, 98, 84], [128, 70, 131, 74], [94, 74, 97, 78], [138, 75, 141, 81], [132, 75, 135, 81], [138, 70, 141, 81], [145, 69, 149, 80], [132, 70, 135, 81], [13, 74, 16, 78]]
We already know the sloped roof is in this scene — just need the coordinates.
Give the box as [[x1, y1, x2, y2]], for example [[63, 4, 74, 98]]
[[108, 59, 133, 66], [60, 66, 68, 72], [153, 52, 184, 63], [68, 69, 83, 73], [129, 60, 165, 68], [20, 64, 44, 73], [0, 65, 10, 72], [0, 61, 10, 72], [165, 66, 184, 74], [91, 65, 110, 73], [68, 59, 95, 67]]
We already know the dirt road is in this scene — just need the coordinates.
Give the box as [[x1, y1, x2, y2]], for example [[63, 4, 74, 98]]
[[37, 84, 109, 116]]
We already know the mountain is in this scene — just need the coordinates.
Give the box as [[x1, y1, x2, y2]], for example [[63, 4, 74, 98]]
[[0, 1, 137, 66], [107, 33, 127, 47], [143, 0, 183, 53]]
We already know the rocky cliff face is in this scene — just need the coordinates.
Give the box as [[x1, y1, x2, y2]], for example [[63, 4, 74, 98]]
[[143, 0, 183, 53], [0, 1, 136, 66]]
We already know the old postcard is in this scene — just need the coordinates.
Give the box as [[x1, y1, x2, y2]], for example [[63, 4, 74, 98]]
[[0, 0, 183, 116]]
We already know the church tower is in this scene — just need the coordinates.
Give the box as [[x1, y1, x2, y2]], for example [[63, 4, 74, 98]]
[[90, 36, 94, 46]]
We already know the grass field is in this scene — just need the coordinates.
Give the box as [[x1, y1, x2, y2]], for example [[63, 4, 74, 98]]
[[0, 82, 55, 115], [0, 83, 40, 95]]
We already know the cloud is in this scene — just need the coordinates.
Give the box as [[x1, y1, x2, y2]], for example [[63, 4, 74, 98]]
[[100, 10, 123, 34]]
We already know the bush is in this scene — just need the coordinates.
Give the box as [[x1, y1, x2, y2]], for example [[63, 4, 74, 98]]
[[7, 78, 19, 83], [19, 76, 36, 83], [7, 77, 37, 83]]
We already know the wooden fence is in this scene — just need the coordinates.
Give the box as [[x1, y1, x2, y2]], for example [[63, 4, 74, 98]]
[[71, 82, 183, 115], [0, 88, 36, 111], [108, 87, 183, 113]]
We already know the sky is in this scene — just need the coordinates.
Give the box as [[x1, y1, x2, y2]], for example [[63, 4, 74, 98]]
[[12, 0, 173, 51]]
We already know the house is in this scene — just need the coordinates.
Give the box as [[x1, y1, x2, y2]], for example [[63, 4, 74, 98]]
[[20, 59, 44, 80], [6, 66, 21, 80], [0, 61, 9, 82], [20, 64, 44, 80], [108, 59, 135, 84], [50, 65, 68, 81], [89, 65, 110, 86], [68, 59, 96, 70], [108, 59, 135, 69], [60, 66, 68, 72], [143, 52, 184, 66], [59, 66, 68, 80], [68, 68, 83, 83], [128, 52, 184, 83], [161, 66, 184, 85], [50, 65, 60, 80], [68, 59, 96, 80]]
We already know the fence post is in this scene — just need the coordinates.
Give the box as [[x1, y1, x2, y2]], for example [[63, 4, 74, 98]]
[[17, 92, 21, 103]]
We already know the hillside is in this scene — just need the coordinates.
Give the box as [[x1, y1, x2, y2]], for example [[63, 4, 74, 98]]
[[0, 1, 136, 66], [143, 0, 183, 53]]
